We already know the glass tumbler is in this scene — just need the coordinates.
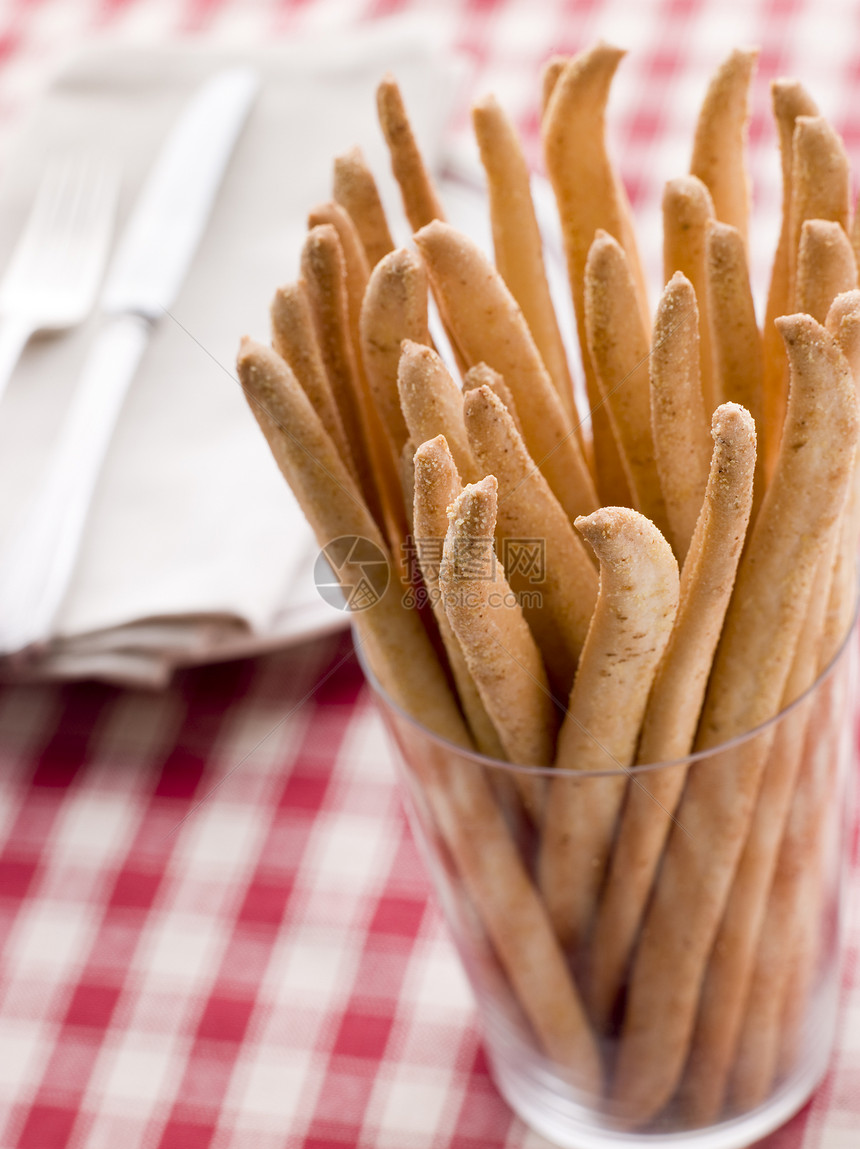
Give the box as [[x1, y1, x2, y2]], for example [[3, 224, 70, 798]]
[[357, 623, 858, 1149]]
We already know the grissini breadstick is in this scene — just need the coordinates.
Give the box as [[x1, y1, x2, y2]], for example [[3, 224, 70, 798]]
[[662, 176, 717, 417], [462, 362, 525, 440], [587, 403, 756, 1031], [677, 536, 837, 1125], [540, 55, 567, 120], [795, 218, 858, 323], [412, 436, 506, 760], [649, 272, 712, 561], [308, 205, 407, 537], [332, 145, 395, 269], [376, 73, 447, 231], [762, 80, 819, 478], [398, 340, 480, 484], [472, 93, 579, 428], [538, 507, 679, 955], [359, 248, 431, 458], [439, 476, 557, 789], [235, 337, 468, 746], [727, 664, 846, 1113], [705, 220, 765, 513], [789, 115, 852, 307], [239, 340, 603, 1089], [689, 48, 757, 249], [726, 296, 860, 1111], [611, 314, 859, 1127], [413, 220, 599, 523], [301, 224, 382, 524], [823, 289, 860, 655], [542, 44, 644, 506], [584, 231, 669, 535], [270, 280, 355, 477], [463, 384, 598, 697], [308, 200, 372, 341]]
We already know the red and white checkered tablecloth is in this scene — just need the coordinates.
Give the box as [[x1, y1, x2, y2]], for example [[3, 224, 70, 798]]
[[2, 2, 860, 1147]]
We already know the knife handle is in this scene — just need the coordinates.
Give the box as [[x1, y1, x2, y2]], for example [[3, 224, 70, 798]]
[[0, 312, 150, 656]]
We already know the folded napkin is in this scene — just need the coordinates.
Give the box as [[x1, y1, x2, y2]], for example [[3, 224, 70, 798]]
[[0, 19, 464, 687]]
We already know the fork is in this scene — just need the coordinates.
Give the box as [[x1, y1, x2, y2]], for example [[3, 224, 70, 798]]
[[0, 159, 118, 406]]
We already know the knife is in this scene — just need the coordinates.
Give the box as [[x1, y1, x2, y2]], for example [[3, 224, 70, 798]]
[[0, 66, 260, 658]]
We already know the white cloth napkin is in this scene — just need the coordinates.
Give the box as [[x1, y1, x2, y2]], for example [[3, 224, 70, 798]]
[[0, 18, 464, 687]]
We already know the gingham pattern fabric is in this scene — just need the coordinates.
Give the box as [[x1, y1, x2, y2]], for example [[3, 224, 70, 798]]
[[1, 2, 860, 1147]]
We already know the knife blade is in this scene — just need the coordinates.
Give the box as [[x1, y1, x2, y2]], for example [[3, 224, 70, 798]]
[[0, 66, 260, 658]]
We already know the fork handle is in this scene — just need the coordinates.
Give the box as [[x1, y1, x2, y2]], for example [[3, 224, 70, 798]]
[[0, 312, 150, 654], [0, 315, 36, 408]]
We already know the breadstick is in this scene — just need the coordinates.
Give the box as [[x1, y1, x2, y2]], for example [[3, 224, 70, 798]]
[[236, 337, 467, 744], [662, 175, 717, 418], [795, 218, 858, 323], [413, 220, 599, 523], [538, 507, 679, 955], [463, 384, 598, 697], [332, 145, 395, 269], [789, 115, 852, 307], [540, 55, 567, 120], [359, 247, 431, 457], [439, 477, 558, 781], [705, 220, 765, 514], [398, 340, 480, 484], [823, 289, 860, 655], [649, 272, 712, 560], [412, 436, 506, 760], [612, 314, 859, 1127], [472, 93, 579, 428], [587, 403, 756, 1031], [308, 200, 371, 341], [584, 231, 669, 534], [727, 647, 846, 1113], [270, 280, 355, 476], [542, 43, 644, 506], [677, 537, 837, 1125], [239, 340, 605, 1089], [301, 224, 382, 523], [690, 48, 757, 248], [762, 80, 818, 478], [462, 362, 525, 439], [377, 73, 446, 231]]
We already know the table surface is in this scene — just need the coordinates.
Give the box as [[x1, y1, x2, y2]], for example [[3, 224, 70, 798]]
[[2, 2, 860, 1148]]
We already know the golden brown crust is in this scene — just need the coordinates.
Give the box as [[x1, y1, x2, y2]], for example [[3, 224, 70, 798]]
[[270, 280, 355, 478], [359, 248, 431, 457], [440, 476, 557, 775], [662, 175, 717, 417], [412, 436, 506, 760], [611, 314, 859, 1127], [795, 218, 858, 323], [472, 92, 579, 428], [376, 73, 446, 231], [690, 48, 758, 247], [584, 231, 668, 533], [761, 80, 819, 478], [332, 145, 395, 269], [413, 220, 599, 523], [649, 272, 712, 560], [398, 340, 479, 484], [587, 403, 756, 1030], [537, 507, 679, 954], [463, 384, 598, 697]]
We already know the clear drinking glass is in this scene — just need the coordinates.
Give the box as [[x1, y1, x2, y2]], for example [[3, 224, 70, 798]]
[[356, 622, 858, 1149]]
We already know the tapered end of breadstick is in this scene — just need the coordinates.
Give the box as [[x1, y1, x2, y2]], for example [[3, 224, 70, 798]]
[[825, 289, 860, 375]]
